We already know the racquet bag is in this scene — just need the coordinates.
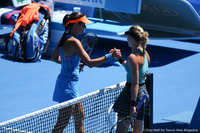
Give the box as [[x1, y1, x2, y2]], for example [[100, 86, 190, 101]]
[[5, 6, 51, 62]]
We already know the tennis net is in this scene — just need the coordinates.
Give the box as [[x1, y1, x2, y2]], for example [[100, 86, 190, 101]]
[[0, 81, 126, 133]]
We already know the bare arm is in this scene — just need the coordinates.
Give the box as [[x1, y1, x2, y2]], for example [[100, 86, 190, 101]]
[[51, 32, 67, 64], [51, 45, 61, 64], [128, 54, 139, 101], [73, 39, 108, 68], [128, 54, 139, 117]]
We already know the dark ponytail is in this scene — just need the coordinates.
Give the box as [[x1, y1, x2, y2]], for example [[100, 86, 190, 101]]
[[57, 31, 67, 47], [63, 14, 70, 31]]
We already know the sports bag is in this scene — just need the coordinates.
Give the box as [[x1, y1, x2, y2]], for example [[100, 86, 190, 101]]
[[5, 4, 51, 62]]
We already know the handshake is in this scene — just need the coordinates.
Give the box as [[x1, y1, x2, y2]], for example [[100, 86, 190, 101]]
[[109, 48, 126, 65], [109, 48, 122, 60]]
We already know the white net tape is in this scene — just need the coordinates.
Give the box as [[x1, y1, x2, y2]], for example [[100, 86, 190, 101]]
[[0, 81, 126, 133]]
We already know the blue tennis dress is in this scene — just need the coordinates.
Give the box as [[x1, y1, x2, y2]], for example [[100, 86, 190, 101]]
[[53, 35, 80, 103]]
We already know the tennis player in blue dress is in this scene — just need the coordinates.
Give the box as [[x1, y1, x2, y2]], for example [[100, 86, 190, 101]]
[[51, 12, 120, 133]]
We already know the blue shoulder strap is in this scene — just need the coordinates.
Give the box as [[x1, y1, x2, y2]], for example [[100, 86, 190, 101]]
[[132, 49, 143, 53]]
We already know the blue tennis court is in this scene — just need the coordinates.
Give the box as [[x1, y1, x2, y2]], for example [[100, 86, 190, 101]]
[[1, 35, 200, 131], [1, 0, 200, 132]]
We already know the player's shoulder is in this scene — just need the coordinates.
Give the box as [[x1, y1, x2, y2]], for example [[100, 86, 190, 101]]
[[66, 37, 80, 45], [128, 53, 137, 60], [128, 54, 138, 64]]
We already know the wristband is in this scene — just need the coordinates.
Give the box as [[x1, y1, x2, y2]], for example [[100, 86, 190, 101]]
[[118, 57, 125, 64], [105, 53, 112, 60], [130, 100, 136, 106]]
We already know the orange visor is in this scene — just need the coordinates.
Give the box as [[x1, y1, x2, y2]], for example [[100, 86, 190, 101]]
[[65, 15, 92, 27]]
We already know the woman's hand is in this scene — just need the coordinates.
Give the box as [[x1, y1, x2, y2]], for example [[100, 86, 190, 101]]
[[110, 48, 121, 60], [79, 62, 84, 72], [130, 106, 138, 118]]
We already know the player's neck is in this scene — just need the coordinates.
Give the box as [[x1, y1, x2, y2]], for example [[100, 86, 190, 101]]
[[68, 31, 77, 38]]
